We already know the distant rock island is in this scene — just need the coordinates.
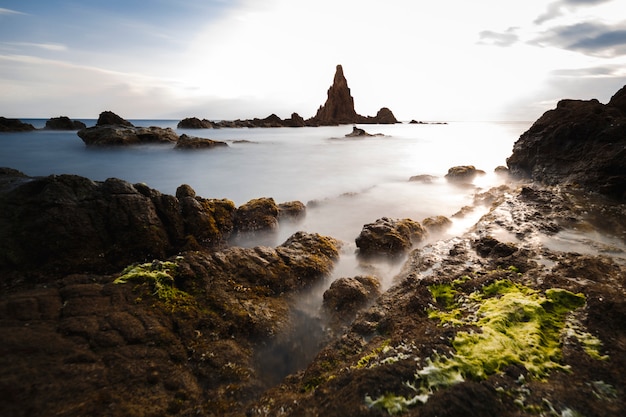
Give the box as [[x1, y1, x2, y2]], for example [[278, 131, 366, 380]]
[[178, 64, 399, 128], [307, 64, 398, 126]]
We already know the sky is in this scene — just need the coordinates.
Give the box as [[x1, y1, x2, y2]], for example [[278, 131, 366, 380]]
[[1, 0, 626, 121]]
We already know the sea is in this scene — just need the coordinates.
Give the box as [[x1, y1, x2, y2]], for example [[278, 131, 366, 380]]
[[0, 120, 531, 288]]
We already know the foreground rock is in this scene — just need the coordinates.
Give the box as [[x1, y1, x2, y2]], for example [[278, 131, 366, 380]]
[[323, 275, 382, 328], [44, 116, 86, 130], [0, 170, 304, 284], [251, 185, 626, 416], [355, 217, 427, 258], [507, 85, 626, 201], [0, 232, 340, 417], [0, 117, 35, 132]]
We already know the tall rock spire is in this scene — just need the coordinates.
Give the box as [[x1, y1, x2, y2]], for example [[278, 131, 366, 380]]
[[308, 64, 398, 126], [310, 65, 359, 125]]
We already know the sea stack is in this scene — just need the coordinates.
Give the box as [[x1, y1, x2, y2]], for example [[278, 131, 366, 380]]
[[307, 65, 398, 126], [310, 65, 360, 125]]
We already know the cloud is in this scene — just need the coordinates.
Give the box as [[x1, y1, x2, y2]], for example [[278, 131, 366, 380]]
[[477, 28, 519, 47], [533, 21, 626, 57], [3, 42, 68, 52], [0, 7, 25, 15], [534, 0, 613, 24]]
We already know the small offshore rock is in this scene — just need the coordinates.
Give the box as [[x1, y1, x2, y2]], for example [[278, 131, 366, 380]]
[[409, 174, 437, 183], [174, 134, 228, 149], [44, 116, 86, 130], [0, 117, 36, 132], [96, 110, 134, 127], [177, 117, 213, 129]]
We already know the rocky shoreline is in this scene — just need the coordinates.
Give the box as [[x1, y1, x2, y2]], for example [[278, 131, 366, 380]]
[[1, 84, 626, 416]]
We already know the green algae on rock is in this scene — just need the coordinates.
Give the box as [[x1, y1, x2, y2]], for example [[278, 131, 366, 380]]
[[114, 258, 197, 312], [367, 278, 608, 414]]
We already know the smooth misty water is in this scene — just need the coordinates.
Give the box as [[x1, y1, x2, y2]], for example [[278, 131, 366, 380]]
[[0, 120, 530, 288]]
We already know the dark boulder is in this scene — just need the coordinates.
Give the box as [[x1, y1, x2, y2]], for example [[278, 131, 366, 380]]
[[0, 117, 35, 132], [284, 112, 306, 127], [422, 215, 452, 232], [96, 110, 134, 127], [507, 86, 626, 201], [234, 197, 280, 235], [174, 134, 228, 149], [177, 117, 213, 129], [344, 126, 384, 137], [278, 200, 306, 222], [44, 116, 86, 130], [322, 275, 381, 324], [77, 125, 179, 145], [367, 107, 398, 124], [355, 217, 427, 258]]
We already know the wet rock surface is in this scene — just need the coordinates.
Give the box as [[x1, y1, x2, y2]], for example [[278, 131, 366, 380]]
[[507, 85, 626, 201], [356, 217, 428, 259], [251, 185, 626, 417]]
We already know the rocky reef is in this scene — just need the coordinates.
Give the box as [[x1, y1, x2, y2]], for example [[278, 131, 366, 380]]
[[2, 85, 626, 417]]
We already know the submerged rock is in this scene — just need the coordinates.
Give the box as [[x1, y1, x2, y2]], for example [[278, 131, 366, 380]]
[[174, 133, 228, 149], [507, 86, 626, 201]]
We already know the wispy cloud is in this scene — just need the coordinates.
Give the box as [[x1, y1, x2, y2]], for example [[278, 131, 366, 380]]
[[535, 0, 613, 24], [477, 28, 519, 47], [0, 7, 25, 15], [4, 42, 68, 52]]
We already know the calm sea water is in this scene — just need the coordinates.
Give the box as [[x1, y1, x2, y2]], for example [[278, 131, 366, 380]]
[[1, 120, 530, 286]]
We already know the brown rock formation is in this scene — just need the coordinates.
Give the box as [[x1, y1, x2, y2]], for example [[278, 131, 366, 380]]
[[309, 65, 360, 125], [507, 85, 626, 201], [44, 116, 86, 130], [307, 65, 398, 126]]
